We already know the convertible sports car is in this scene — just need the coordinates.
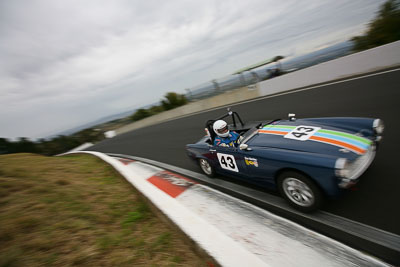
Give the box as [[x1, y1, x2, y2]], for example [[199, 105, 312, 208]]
[[186, 109, 384, 212]]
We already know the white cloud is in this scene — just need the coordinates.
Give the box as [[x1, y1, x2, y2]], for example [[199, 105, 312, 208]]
[[0, 0, 385, 139]]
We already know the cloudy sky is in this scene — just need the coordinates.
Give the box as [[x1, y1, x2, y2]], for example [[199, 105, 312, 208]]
[[0, 0, 384, 140]]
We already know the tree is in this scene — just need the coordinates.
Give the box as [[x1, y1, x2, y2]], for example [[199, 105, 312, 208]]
[[74, 128, 103, 143], [161, 92, 188, 111], [148, 105, 164, 115], [352, 0, 400, 52], [272, 55, 285, 75], [272, 55, 284, 62], [131, 108, 152, 121], [13, 137, 38, 153], [0, 138, 11, 154]]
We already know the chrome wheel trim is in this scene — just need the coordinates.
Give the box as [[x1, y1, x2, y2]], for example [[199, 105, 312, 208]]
[[199, 159, 212, 175], [282, 177, 314, 207]]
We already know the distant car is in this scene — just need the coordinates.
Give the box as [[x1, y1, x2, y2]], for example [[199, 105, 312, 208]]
[[186, 110, 384, 212]]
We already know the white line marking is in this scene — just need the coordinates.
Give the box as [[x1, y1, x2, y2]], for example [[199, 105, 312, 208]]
[[248, 67, 400, 104]]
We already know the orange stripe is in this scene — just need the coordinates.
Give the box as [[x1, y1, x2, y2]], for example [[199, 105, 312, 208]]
[[259, 129, 366, 154], [258, 130, 287, 135], [310, 136, 366, 154]]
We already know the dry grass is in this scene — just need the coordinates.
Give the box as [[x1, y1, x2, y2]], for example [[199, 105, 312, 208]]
[[0, 153, 208, 266]]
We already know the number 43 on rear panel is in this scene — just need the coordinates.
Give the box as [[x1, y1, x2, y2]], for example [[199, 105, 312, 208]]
[[284, 126, 320, 141]]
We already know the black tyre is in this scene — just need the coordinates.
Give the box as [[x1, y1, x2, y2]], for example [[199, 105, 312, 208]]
[[277, 171, 323, 212], [198, 158, 216, 177]]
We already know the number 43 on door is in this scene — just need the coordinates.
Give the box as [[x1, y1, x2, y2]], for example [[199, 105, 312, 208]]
[[217, 153, 239, 172]]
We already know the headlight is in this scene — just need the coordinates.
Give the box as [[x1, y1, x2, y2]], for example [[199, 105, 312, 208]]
[[336, 146, 376, 188], [335, 158, 349, 178], [373, 119, 384, 134]]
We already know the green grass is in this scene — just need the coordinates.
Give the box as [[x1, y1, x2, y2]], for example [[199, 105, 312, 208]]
[[0, 153, 207, 266]]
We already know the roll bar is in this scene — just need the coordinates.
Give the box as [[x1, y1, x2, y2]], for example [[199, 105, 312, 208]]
[[205, 108, 245, 141]]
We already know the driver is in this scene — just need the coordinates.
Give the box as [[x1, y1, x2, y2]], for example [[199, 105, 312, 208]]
[[213, 120, 239, 147]]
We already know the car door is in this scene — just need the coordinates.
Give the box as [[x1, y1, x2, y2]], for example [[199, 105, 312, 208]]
[[237, 148, 277, 188], [210, 145, 249, 179]]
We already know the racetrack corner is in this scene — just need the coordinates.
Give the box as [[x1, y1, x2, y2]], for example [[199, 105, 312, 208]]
[[63, 151, 392, 267]]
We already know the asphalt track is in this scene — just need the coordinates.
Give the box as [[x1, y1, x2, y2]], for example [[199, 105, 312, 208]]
[[89, 68, 400, 236]]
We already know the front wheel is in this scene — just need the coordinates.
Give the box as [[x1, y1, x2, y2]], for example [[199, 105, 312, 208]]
[[198, 158, 215, 177], [277, 171, 323, 212]]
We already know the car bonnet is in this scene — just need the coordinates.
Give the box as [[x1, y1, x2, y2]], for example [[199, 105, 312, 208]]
[[247, 120, 373, 159]]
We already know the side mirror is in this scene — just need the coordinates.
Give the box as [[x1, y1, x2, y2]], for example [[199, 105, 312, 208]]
[[239, 144, 251, 151]]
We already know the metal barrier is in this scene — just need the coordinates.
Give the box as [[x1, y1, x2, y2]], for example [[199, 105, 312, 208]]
[[185, 40, 353, 101]]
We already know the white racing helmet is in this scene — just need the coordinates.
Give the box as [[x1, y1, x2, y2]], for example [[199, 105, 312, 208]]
[[213, 120, 229, 137]]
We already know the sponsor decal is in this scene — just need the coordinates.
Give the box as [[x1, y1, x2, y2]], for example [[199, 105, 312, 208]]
[[245, 157, 258, 167], [147, 171, 196, 198]]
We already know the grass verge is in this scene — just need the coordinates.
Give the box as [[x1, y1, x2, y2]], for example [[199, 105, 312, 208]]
[[0, 153, 209, 266]]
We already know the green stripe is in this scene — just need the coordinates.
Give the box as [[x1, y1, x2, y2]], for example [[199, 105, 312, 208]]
[[264, 124, 372, 145], [264, 125, 295, 129], [318, 129, 372, 145]]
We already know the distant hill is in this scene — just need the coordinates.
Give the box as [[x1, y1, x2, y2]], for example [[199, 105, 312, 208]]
[[48, 109, 136, 138], [46, 99, 163, 139]]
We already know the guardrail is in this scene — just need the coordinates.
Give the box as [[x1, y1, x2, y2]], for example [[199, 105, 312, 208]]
[[186, 40, 354, 101], [114, 41, 400, 136], [258, 41, 400, 96]]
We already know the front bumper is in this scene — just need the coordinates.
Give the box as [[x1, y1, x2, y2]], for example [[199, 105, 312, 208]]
[[338, 178, 359, 189], [338, 145, 376, 189]]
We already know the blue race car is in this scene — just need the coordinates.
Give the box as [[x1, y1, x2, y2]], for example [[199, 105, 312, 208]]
[[186, 110, 384, 212]]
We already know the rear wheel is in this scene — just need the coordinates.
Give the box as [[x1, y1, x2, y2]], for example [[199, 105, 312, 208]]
[[277, 171, 323, 212], [198, 158, 215, 177]]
